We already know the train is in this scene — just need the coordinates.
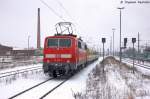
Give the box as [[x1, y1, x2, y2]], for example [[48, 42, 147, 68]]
[[43, 22, 99, 77]]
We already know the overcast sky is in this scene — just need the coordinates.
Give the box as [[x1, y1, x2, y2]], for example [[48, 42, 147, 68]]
[[0, 0, 150, 51]]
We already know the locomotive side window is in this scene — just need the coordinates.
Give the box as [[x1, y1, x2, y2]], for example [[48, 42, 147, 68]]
[[78, 41, 82, 49], [47, 38, 58, 47], [82, 43, 85, 49], [85, 44, 87, 50], [59, 39, 71, 47], [78, 41, 86, 50]]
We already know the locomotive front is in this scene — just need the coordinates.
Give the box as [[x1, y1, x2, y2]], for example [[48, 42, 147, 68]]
[[43, 35, 77, 77]]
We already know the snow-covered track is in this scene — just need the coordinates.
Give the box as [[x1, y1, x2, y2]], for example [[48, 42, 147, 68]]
[[0, 66, 42, 78], [123, 59, 150, 70], [8, 77, 70, 99], [8, 78, 54, 99], [39, 77, 69, 99]]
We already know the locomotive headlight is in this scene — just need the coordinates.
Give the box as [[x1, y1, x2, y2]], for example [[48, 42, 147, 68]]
[[67, 60, 70, 63], [45, 54, 56, 58], [61, 54, 72, 58], [47, 59, 50, 63]]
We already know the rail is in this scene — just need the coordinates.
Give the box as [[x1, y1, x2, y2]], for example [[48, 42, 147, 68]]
[[8, 78, 54, 99], [123, 59, 150, 70], [0, 66, 42, 78]]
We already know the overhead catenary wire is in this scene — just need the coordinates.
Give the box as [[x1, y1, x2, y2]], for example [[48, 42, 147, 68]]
[[53, 0, 86, 36], [54, 0, 75, 22], [40, 0, 66, 21], [40, 0, 90, 44], [39, 0, 78, 33]]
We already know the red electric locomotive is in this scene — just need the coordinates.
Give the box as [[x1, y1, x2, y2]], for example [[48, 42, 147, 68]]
[[43, 22, 98, 77]]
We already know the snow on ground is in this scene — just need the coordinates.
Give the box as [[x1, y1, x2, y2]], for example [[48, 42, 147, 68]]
[[116, 57, 150, 76], [0, 56, 42, 70], [0, 57, 102, 99], [0, 63, 42, 74], [0, 69, 48, 99], [44, 57, 103, 99], [14, 79, 64, 99], [122, 58, 150, 76], [75, 56, 150, 99], [1, 56, 150, 99]]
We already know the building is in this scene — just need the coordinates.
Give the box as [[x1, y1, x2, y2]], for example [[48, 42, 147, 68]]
[[0, 44, 13, 56], [0, 44, 35, 57]]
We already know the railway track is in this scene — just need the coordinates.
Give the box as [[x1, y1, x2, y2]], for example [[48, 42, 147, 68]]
[[0, 66, 42, 79], [8, 78, 54, 99], [122, 59, 150, 70], [39, 78, 69, 99], [8, 77, 70, 99]]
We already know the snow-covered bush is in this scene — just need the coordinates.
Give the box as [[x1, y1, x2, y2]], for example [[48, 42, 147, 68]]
[[73, 56, 150, 99]]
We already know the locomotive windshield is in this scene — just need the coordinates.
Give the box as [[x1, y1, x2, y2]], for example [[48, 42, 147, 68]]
[[47, 38, 71, 47], [59, 39, 71, 47], [47, 39, 58, 47]]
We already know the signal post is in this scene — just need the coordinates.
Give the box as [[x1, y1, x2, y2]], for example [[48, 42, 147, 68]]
[[102, 38, 106, 73], [132, 38, 136, 74]]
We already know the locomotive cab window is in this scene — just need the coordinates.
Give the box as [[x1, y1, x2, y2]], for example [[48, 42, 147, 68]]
[[47, 38, 71, 48], [59, 39, 71, 47], [47, 38, 58, 47]]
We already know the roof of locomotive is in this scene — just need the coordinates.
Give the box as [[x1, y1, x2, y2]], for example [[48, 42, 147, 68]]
[[45, 34, 85, 44], [45, 34, 78, 39]]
